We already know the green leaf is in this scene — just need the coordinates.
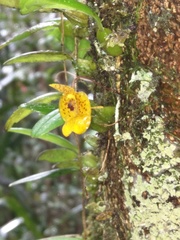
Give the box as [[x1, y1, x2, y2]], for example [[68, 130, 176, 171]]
[[5, 92, 60, 131], [5, 108, 32, 132], [19, 0, 103, 30], [64, 36, 75, 52], [0, 21, 60, 50], [38, 235, 82, 240], [77, 59, 96, 76], [78, 39, 91, 59], [38, 149, 78, 165], [32, 109, 64, 137], [20, 92, 61, 112], [94, 106, 115, 122], [4, 51, 71, 65], [85, 135, 98, 148], [8, 128, 78, 151], [26, 103, 57, 114], [81, 152, 98, 168], [61, 19, 75, 37], [64, 11, 88, 27], [9, 168, 78, 187], [5, 108, 33, 131], [91, 106, 115, 132], [0, 0, 19, 8]]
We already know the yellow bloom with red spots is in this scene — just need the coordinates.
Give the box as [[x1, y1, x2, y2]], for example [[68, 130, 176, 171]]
[[49, 84, 91, 137]]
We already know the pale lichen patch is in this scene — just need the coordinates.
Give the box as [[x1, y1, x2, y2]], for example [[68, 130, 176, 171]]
[[130, 69, 156, 102], [122, 116, 180, 239]]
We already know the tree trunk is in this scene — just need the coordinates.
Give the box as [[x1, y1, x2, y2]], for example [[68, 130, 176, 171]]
[[86, 0, 180, 239]]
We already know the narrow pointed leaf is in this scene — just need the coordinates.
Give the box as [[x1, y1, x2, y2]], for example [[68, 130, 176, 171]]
[[5, 92, 60, 131], [0, 217, 24, 235], [5, 108, 32, 132], [9, 168, 78, 187], [32, 109, 64, 137], [38, 235, 82, 240], [4, 51, 71, 65], [9, 169, 60, 186], [0, 0, 19, 8], [19, 0, 103, 29], [0, 21, 60, 50], [38, 149, 78, 164], [22, 92, 60, 107], [26, 103, 57, 114], [8, 128, 78, 151]]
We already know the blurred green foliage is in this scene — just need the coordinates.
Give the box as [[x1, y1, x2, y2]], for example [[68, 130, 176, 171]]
[[0, 6, 82, 240]]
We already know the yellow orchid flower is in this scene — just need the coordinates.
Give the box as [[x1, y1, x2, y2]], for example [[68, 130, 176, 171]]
[[49, 84, 91, 137]]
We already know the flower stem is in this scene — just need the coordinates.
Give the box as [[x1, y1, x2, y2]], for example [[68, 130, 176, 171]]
[[75, 134, 87, 239]]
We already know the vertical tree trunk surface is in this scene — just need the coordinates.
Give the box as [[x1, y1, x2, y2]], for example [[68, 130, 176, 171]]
[[86, 0, 180, 239]]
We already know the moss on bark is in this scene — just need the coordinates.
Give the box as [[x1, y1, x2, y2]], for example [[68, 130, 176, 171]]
[[85, 0, 179, 239]]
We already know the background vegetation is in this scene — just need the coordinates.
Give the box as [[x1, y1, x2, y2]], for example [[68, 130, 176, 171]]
[[0, 6, 82, 240]]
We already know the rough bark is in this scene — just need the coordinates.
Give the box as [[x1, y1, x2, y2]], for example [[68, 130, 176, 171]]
[[86, 0, 180, 239]]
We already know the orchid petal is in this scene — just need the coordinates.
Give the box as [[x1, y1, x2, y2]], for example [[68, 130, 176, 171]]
[[49, 84, 91, 137]]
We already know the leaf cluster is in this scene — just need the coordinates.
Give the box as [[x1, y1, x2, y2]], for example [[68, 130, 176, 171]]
[[0, 1, 116, 239]]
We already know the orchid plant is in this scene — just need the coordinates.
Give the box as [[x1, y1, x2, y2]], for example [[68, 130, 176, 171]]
[[0, 0, 117, 239]]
